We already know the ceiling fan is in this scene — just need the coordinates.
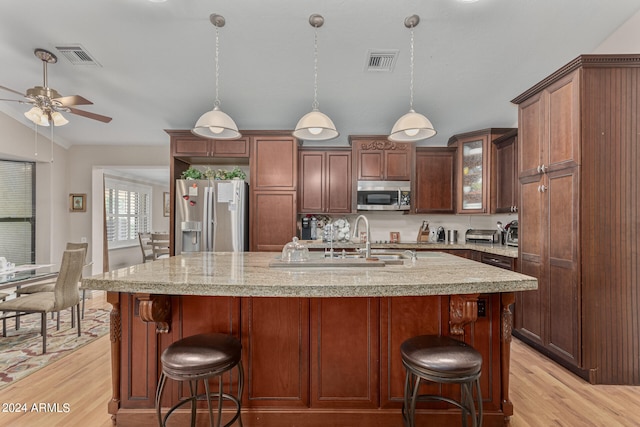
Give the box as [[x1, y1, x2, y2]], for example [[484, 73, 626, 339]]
[[0, 48, 112, 125]]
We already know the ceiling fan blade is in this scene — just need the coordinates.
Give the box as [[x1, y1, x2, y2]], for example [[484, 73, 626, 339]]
[[54, 95, 93, 107], [0, 98, 32, 104], [0, 85, 27, 97], [68, 106, 112, 123]]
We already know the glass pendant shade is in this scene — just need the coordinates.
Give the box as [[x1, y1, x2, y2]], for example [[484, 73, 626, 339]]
[[293, 109, 339, 141], [389, 109, 436, 142], [192, 106, 241, 140], [50, 111, 69, 126], [24, 107, 49, 126]]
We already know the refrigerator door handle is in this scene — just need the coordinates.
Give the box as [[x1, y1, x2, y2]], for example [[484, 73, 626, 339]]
[[210, 184, 217, 252]]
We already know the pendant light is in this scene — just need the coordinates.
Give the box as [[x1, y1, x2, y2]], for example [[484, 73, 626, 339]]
[[389, 15, 436, 142], [192, 14, 241, 140], [293, 14, 339, 141]]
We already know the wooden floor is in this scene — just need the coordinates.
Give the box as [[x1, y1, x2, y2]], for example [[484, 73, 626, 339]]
[[0, 293, 639, 427]]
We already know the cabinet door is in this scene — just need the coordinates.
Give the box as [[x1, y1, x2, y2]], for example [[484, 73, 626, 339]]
[[325, 151, 352, 213], [250, 191, 297, 251], [494, 134, 518, 213], [298, 151, 325, 213], [214, 138, 250, 157], [414, 148, 455, 213], [546, 167, 580, 365], [385, 149, 411, 181], [518, 93, 544, 178], [310, 298, 379, 408], [173, 137, 212, 156], [458, 136, 488, 213], [251, 136, 297, 190], [357, 150, 385, 180], [242, 297, 309, 408], [546, 71, 580, 171], [514, 174, 545, 345]]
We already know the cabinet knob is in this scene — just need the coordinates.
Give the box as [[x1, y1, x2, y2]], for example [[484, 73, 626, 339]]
[[537, 164, 548, 174], [538, 185, 547, 193]]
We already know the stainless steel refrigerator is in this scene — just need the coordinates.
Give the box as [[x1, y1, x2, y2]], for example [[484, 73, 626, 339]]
[[174, 179, 249, 254]]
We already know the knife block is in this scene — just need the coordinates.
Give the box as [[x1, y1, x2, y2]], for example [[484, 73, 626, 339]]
[[417, 230, 430, 243]]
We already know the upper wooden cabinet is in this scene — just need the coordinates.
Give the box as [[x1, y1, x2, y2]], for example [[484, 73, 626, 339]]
[[251, 136, 298, 191], [350, 136, 413, 181], [414, 147, 456, 214], [492, 130, 518, 213], [448, 128, 513, 214], [298, 148, 352, 214], [169, 131, 250, 158]]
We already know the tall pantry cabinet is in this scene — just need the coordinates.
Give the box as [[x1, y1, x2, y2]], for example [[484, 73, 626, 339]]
[[512, 55, 640, 385]]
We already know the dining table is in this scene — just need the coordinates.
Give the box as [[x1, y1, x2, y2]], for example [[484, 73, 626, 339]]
[[0, 264, 58, 291]]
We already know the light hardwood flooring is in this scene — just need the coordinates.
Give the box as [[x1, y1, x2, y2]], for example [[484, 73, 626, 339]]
[[0, 292, 639, 427]]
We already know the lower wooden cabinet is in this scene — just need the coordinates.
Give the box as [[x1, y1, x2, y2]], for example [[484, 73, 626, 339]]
[[242, 297, 310, 408]]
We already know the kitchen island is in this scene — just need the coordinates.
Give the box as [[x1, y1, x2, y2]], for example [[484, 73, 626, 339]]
[[82, 251, 536, 427]]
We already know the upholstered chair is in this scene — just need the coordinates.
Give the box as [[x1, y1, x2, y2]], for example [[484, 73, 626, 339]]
[[0, 248, 85, 354]]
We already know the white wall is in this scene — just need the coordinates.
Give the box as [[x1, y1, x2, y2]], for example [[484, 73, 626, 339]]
[[594, 9, 640, 53]]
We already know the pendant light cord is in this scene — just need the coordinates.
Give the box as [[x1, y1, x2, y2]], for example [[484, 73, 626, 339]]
[[214, 25, 221, 108], [312, 24, 319, 110], [409, 25, 415, 111]]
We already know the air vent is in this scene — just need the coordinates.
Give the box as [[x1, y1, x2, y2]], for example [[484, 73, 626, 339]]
[[365, 50, 399, 72], [54, 45, 101, 66]]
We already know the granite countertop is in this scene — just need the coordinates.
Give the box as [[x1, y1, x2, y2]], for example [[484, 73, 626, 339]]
[[82, 251, 536, 298], [301, 241, 518, 258]]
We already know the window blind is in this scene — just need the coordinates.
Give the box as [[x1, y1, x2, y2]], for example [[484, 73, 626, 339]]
[[104, 176, 151, 248], [0, 160, 35, 265]]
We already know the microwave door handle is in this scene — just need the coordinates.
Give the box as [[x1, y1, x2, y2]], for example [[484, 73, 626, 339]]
[[397, 188, 401, 209]]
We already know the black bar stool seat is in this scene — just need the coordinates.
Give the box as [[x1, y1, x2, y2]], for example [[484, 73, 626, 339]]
[[155, 333, 244, 427], [401, 335, 483, 427]]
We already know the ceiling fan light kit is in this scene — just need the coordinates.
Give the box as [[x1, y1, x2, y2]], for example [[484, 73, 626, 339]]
[[292, 14, 339, 142], [192, 14, 242, 140], [0, 48, 112, 126], [389, 15, 436, 143]]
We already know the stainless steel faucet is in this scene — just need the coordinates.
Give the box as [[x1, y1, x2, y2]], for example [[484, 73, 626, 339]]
[[352, 215, 371, 258]]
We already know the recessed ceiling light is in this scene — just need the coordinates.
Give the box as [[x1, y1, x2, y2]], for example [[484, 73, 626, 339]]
[[148, 0, 167, 3], [460, 0, 480, 3]]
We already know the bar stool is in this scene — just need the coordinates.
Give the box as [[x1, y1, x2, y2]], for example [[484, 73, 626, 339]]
[[401, 335, 483, 427], [155, 333, 244, 427]]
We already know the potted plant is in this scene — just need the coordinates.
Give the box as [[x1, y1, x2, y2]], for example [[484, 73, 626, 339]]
[[181, 166, 204, 180]]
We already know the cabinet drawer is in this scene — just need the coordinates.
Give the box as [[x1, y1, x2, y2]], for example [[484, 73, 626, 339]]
[[480, 253, 515, 270]]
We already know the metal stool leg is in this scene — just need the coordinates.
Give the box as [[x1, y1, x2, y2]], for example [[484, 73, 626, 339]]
[[155, 372, 167, 427]]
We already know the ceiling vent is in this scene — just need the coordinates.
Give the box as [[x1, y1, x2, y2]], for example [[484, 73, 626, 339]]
[[365, 50, 399, 72], [54, 45, 101, 66]]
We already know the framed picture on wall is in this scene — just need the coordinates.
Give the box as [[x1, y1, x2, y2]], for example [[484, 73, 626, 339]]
[[69, 193, 86, 212], [163, 192, 170, 217]]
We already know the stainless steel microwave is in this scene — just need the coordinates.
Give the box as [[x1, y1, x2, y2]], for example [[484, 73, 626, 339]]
[[356, 181, 411, 211]]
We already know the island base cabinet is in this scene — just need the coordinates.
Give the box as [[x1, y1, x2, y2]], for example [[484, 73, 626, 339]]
[[113, 294, 512, 427]]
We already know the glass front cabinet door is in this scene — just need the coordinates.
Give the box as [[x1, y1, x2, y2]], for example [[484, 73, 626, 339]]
[[460, 138, 485, 211], [449, 128, 513, 214]]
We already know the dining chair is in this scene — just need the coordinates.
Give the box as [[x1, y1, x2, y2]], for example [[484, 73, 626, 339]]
[[15, 242, 90, 319], [0, 248, 85, 354], [138, 232, 154, 263], [151, 233, 170, 260]]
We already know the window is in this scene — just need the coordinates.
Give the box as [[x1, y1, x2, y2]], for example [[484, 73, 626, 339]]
[[104, 176, 152, 248], [0, 160, 35, 265]]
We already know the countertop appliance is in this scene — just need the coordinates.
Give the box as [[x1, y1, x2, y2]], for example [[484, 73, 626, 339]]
[[506, 220, 518, 247], [356, 181, 410, 211], [465, 229, 501, 244], [175, 179, 249, 255]]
